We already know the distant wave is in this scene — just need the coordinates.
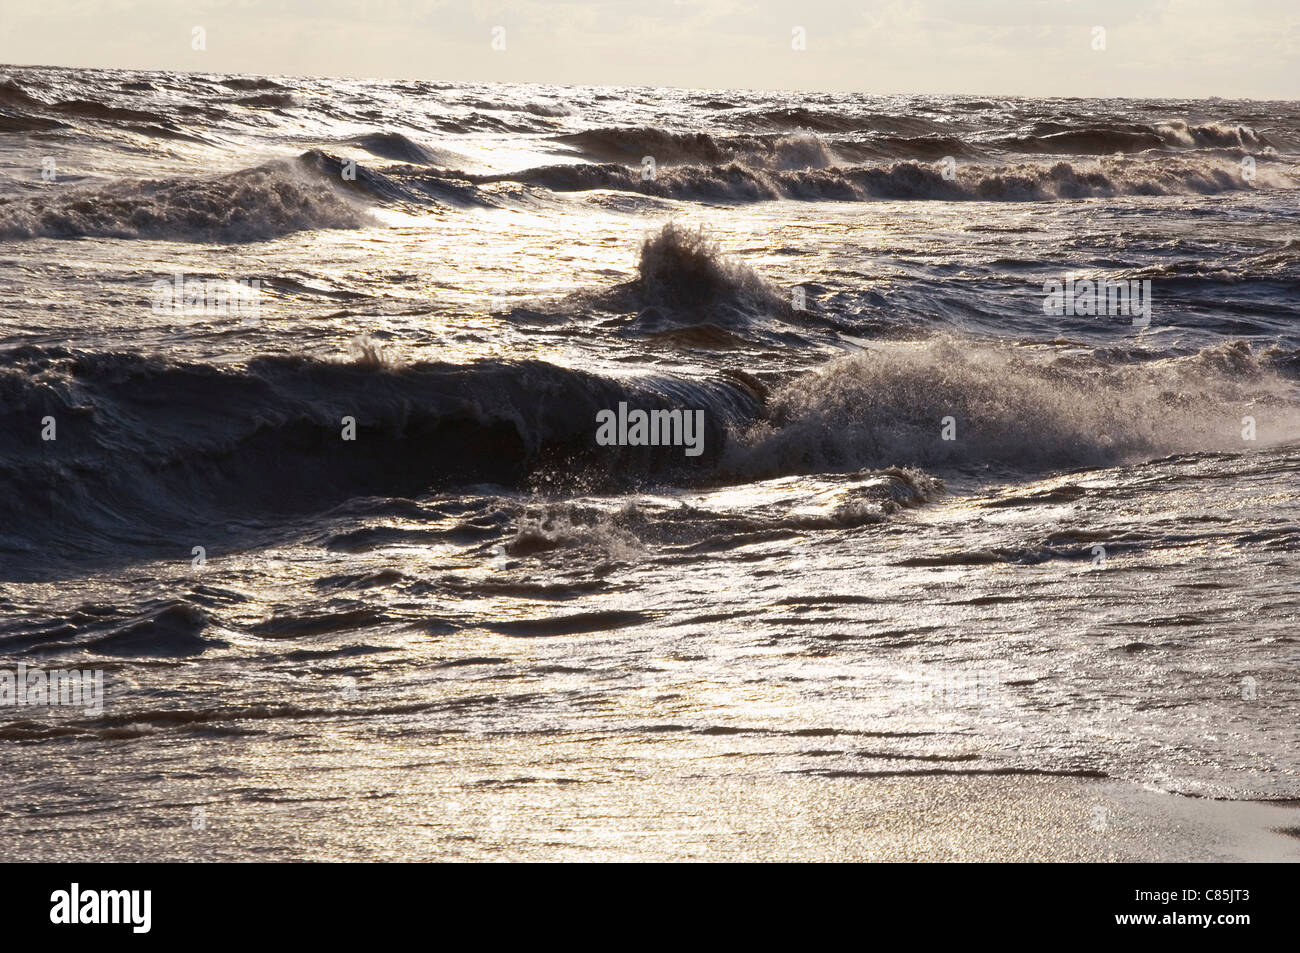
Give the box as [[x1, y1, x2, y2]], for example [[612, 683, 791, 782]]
[[0, 78, 49, 110], [994, 128, 1168, 154], [994, 120, 1270, 155], [298, 149, 497, 208], [50, 98, 171, 123], [857, 135, 981, 160], [1157, 120, 1269, 149], [0, 81, 178, 127], [0, 73, 558, 143], [462, 97, 572, 118], [426, 111, 560, 135], [0, 155, 371, 241], [233, 92, 296, 109], [471, 155, 1288, 203], [553, 127, 838, 169], [729, 107, 943, 136], [218, 77, 288, 92], [345, 131, 465, 166], [554, 121, 1277, 172]]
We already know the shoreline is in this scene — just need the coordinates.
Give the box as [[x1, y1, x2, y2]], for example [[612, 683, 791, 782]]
[[5, 775, 1298, 862]]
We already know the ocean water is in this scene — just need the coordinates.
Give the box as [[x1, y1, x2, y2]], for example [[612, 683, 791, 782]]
[[1, 65, 1298, 858]]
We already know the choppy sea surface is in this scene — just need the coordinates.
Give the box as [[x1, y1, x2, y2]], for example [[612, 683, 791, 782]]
[[1, 65, 1298, 858]]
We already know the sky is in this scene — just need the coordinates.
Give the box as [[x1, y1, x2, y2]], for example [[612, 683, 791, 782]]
[[1, 0, 1297, 99]]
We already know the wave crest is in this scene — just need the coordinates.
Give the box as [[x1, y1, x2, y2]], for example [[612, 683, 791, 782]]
[[476, 155, 1287, 203], [0, 158, 371, 242], [730, 338, 1300, 476]]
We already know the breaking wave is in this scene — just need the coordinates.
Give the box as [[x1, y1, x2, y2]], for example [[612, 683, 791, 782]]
[[994, 120, 1270, 155], [591, 222, 793, 324], [0, 156, 371, 242], [730, 338, 1300, 477], [549, 120, 1274, 171], [6, 330, 1291, 574], [0, 348, 762, 572], [473, 155, 1290, 203]]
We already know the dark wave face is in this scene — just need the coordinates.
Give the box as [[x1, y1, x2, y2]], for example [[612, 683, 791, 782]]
[[0, 345, 763, 572], [3, 61, 1300, 844]]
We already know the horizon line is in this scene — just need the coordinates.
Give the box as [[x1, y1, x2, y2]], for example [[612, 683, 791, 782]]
[[5, 60, 1299, 106]]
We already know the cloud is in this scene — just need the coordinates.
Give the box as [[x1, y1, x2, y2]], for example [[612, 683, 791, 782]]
[[1, 0, 1295, 97]]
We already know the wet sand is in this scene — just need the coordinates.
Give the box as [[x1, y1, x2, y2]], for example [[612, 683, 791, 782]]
[[7, 762, 1298, 862]]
